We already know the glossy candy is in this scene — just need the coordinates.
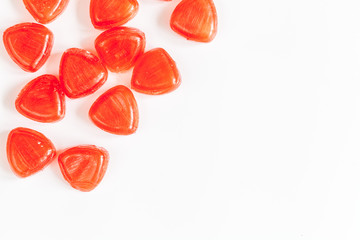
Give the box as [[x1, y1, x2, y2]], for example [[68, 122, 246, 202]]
[[131, 48, 181, 95], [4, 0, 209, 191], [60, 48, 108, 99], [16, 75, 65, 123], [170, 0, 218, 42], [23, 0, 70, 24], [58, 145, 109, 192], [95, 27, 145, 72], [3, 23, 54, 72], [7, 127, 56, 178], [90, 0, 139, 29], [89, 85, 139, 135]]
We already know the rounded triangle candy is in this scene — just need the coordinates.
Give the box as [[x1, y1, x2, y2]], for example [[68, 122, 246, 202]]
[[3, 23, 54, 72], [16, 74, 66, 123], [89, 85, 139, 135], [90, 0, 139, 29], [170, 0, 218, 42], [3, 0, 214, 191], [58, 145, 109, 192], [7, 127, 56, 178], [95, 27, 146, 73], [131, 48, 181, 95], [60, 48, 108, 99], [23, 0, 70, 24]]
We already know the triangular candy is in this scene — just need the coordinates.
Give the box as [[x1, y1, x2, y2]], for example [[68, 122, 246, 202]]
[[95, 27, 145, 72], [7, 127, 56, 178], [89, 85, 139, 135], [58, 145, 109, 192], [3, 23, 54, 72], [170, 0, 218, 42], [16, 74, 65, 123], [60, 48, 108, 99], [90, 0, 139, 29], [131, 48, 181, 95], [23, 0, 69, 24]]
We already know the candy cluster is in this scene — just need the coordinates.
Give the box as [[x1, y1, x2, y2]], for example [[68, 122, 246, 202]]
[[3, 0, 218, 192]]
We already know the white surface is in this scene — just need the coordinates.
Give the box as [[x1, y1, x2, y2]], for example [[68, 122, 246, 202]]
[[1, 0, 360, 239]]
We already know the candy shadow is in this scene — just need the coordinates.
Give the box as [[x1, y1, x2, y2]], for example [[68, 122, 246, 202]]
[[48, 149, 67, 186], [157, 1, 204, 48], [45, 52, 63, 76], [74, 80, 132, 139], [8, 0, 33, 22], [0, 131, 13, 179], [75, 89, 106, 136], [75, 0, 100, 52], [0, 29, 21, 72], [77, 97, 95, 126], [81, 35, 98, 53], [3, 81, 24, 113], [157, 0, 180, 32], [75, 0, 93, 29], [117, 70, 133, 89]]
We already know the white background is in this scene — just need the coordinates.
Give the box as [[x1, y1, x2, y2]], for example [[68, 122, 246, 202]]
[[1, 0, 360, 239]]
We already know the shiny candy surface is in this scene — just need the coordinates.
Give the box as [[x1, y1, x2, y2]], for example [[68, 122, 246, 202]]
[[131, 48, 181, 95], [23, 0, 70, 24], [90, 0, 139, 29], [95, 27, 145, 72], [16, 74, 65, 123], [59, 48, 108, 99], [7, 127, 56, 178], [58, 145, 109, 192], [89, 85, 139, 135], [170, 0, 218, 42], [3, 23, 54, 72]]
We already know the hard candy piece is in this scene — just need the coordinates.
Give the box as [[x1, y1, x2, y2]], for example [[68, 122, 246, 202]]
[[58, 145, 109, 192], [131, 48, 181, 95], [7, 127, 56, 178], [90, 0, 139, 29], [89, 85, 139, 135], [170, 0, 218, 42], [3, 23, 54, 72], [16, 74, 65, 123], [23, 0, 70, 24], [59, 48, 108, 99], [95, 27, 145, 72]]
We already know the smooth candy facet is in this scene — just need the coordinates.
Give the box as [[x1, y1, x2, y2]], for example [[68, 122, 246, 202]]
[[16, 74, 65, 123], [95, 27, 145, 72], [59, 48, 108, 99], [170, 0, 218, 42], [58, 145, 109, 192], [23, 0, 70, 24], [3, 23, 54, 72], [90, 0, 139, 29], [89, 85, 139, 135], [131, 48, 181, 95], [7, 127, 56, 178]]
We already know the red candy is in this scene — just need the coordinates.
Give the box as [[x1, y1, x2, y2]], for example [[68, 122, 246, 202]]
[[1, 0, 217, 191], [58, 145, 109, 192], [131, 48, 181, 95], [16, 74, 66, 123], [89, 85, 139, 135], [170, 0, 218, 42], [23, 0, 69, 24], [59, 48, 108, 99], [90, 0, 139, 29], [7, 127, 56, 178], [95, 27, 145, 72], [3, 23, 54, 72]]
